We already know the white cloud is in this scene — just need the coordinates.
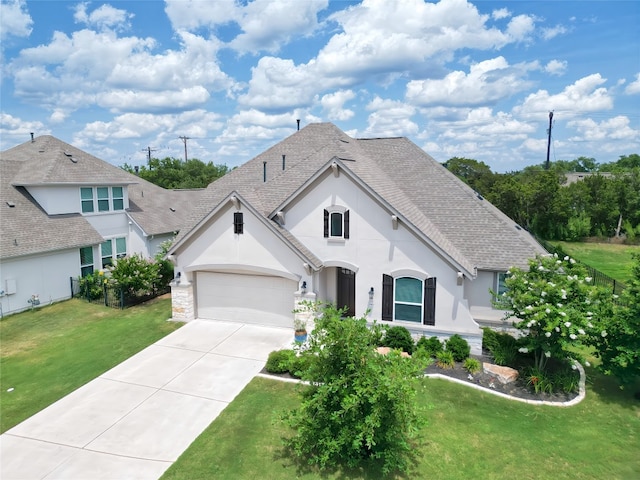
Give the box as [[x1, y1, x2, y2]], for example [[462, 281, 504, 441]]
[[364, 96, 418, 137], [505, 14, 536, 42], [164, 0, 239, 30], [544, 59, 567, 76], [0, 112, 47, 148], [541, 24, 569, 40], [568, 116, 639, 142], [74, 3, 134, 32], [492, 8, 510, 20], [97, 86, 211, 113], [406, 57, 534, 107], [625, 73, 640, 95], [230, 0, 328, 54], [321, 90, 356, 121], [514, 74, 613, 120], [0, 0, 32, 40]]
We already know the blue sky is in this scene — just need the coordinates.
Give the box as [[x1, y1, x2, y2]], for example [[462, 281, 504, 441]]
[[1, 0, 638, 172]]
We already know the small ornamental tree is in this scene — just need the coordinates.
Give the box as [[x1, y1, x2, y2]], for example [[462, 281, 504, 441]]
[[494, 254, 610, 373], [282, 304, 427, 474], [107, 254, 161, 295], [585, 254, 640, 387]]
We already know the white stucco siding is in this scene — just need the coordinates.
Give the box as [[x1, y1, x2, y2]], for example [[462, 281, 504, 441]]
[[85, 212, 129, 239], [0, 250, 80, 315], [465, 270, 496, 308], [196, 272, 297, 327], [284, 172, 478, 334], [26, 185, 129, 215]]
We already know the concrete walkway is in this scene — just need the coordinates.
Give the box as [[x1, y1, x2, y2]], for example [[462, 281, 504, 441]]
[[1, 320, 293, 480]]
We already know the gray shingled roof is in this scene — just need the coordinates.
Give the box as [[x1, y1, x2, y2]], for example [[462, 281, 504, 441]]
[[173, 123, 546, 273], [1, 135, 203, 259]]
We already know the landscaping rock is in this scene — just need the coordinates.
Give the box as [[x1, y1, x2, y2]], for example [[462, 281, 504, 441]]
[[376, 346, 411, 358], [483, 363, 519, 384]]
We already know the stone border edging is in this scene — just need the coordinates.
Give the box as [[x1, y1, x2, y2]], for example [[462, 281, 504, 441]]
[[425, 360, 586, 407], [257, 361, 586, 407]]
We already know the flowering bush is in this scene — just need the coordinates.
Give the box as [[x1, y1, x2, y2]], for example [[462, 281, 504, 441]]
[[106, 254, 161, 295], [494, 254, 611, 374]]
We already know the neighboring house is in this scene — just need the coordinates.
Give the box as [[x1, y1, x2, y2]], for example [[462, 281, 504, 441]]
[[563, 172, 614, 185], [0, 135, 201, 316], [168, 123, 547, 353]]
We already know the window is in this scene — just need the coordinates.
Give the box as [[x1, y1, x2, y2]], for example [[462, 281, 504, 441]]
[[382, 274, 436, 325], [100, 237, 126, 267], [112, 187, 124, 210], [80, 186, 125, 213], [395, 277, 423, 322], [493, 272, 509, 302], [80, 246, 94, 277], [81, 187, 94, 213], [324, 208, 350, 239], [234, 212, 244, 234]]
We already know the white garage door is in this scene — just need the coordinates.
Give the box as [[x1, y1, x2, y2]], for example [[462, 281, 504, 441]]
[[196, 272, 297, 328]]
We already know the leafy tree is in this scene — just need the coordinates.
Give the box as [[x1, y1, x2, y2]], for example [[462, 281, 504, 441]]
[[443, 157, 495, 193], [283, 304, 426, 474], [495, 254, 611, 373], [599, 153, 640, 172], [122, 157, 229, 189], [585, 254, 640, 386]]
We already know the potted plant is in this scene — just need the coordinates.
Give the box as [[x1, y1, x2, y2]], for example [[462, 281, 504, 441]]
[[294, 318, 308, 343]]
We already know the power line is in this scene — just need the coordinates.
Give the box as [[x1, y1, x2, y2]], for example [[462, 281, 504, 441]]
[[141, 146, 157, 162]]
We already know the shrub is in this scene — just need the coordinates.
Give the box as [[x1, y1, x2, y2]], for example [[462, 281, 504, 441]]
[[445, 334, 470, 362], [464, 357, 481, 374], [282, 304, 427, 474], [552, 366, 581, 394], [381, 326, 415, 354], [524, 365, 553, 394], [265, 349, 295, 374], [416, 336, 443, 357], [288, 354, 314, 378], [482, 328, 518, 366], [436, 350, 455, 369]]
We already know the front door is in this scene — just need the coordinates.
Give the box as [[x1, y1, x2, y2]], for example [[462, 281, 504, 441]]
[[337, 268, 356, 317]]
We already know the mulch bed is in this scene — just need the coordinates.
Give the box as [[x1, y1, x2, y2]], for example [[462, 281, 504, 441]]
[[424, 354, 579, 403], [260, 353, 580, 404]]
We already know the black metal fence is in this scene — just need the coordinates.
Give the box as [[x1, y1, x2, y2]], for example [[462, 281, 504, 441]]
[[536, 239, 626, 297], [70, 277, 170, 309]]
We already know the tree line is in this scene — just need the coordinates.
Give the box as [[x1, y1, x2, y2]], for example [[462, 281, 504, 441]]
[[122, 157, 230, 190], [443, 154, 640, 241]]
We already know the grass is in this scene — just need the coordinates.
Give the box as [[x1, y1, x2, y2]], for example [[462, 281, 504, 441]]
[[551, 241, 640, 284], [162, 374, 640, 480], [0, 296, 181, 433]]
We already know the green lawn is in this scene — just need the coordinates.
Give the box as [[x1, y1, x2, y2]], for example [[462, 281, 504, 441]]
[[162, 375, 640, 480], [0, 297, 181, 433], [551, 241, 640, 284]]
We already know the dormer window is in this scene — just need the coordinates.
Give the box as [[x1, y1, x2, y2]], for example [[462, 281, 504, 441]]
[[234, 212, 244, 234], [80, 186, 125, 214], [324, 206, 349, 239]]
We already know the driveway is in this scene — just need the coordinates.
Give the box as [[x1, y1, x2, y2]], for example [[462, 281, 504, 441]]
[[1, 320, 293, 480]]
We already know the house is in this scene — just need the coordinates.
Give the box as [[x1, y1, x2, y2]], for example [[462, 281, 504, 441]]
[[167, 123, 546, 353], [0, 135, 201, 316]]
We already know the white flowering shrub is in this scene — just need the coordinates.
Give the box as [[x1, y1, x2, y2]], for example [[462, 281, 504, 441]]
[[495, 254, 609, 373]]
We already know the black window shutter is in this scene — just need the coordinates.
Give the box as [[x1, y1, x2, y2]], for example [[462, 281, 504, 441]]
[[424, 277, 436, 325], [382, 274, 393, 321], [344, 210, 350, 239], [324, 209, 329, 238]]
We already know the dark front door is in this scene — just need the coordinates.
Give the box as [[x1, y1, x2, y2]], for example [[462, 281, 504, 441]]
[[337, 268, 356, 317]]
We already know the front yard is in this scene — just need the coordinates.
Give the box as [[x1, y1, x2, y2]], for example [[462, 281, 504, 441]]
[[0, 297, 181, 433]]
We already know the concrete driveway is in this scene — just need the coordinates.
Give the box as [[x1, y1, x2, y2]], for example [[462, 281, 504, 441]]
[[1, 320, 293, 480]]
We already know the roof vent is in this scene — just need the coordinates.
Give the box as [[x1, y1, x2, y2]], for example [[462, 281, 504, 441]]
[[30, 132, 34, 143], [282, 154, 286, 170], [6, 201, 16, 208], [475, 191, 484, 201], [64, 151, 78, 163], [169, 207, 176, 212], [263, 161, 267, 182]]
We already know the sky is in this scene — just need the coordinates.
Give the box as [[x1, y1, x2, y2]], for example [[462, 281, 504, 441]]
[[0, 0, 638, 172]]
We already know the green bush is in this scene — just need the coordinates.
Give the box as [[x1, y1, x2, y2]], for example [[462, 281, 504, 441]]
[[436, 350, 455, 369], [381, 326, 415, 354], [482, 328, 518, 366], [416, 336, 443, 357], [288, 353, 314, 378], [445, 334, 470, 362], [265, 349, 295, 374], [464, 357, 482, 374]]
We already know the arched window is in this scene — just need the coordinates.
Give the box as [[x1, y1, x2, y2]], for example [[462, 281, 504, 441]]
[[323, 207, 350, 239]]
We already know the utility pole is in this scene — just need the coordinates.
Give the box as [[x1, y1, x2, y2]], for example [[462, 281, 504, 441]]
[[141, 146, 157, 162], [178, 136, 190, 162], [545, 111, 554, 170]]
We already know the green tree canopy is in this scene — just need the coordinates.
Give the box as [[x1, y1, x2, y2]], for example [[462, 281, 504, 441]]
[[122, 157, 229, 189]]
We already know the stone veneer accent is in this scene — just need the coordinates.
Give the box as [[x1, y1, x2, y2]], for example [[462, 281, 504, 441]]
[[171, 281, 194, 321]]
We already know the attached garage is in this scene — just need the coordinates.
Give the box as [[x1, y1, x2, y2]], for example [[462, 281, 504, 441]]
[[195, 271, 297, 328]]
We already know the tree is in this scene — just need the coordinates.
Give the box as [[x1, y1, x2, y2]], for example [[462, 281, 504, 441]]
[[122, 157, 229, 189], [585, 254, 640, 387], [443, 157, 495, 193], [282, 304, 426, 474], [495, 254, 610, 373]]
